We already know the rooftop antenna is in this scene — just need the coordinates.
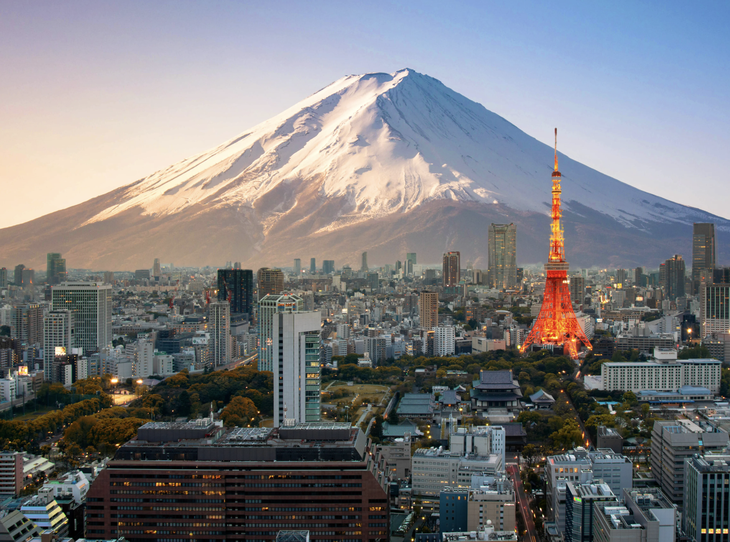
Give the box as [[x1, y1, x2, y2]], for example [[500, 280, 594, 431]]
[[554, 127, 559, 172]]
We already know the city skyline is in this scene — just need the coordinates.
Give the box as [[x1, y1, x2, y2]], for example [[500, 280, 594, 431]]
[[1, 1, 729, 230]]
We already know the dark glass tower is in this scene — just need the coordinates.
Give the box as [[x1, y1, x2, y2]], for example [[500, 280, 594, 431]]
[[217, 269, 253, 315]]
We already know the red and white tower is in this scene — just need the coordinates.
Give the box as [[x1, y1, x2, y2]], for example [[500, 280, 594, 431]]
[[520, 129, 592, 359]]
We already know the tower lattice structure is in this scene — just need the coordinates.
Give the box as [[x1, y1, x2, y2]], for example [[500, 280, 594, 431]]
[[520, 129, 592, 360]]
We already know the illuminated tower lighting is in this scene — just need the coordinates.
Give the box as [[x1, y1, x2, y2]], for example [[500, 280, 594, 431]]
[[519, 129, 592, 360]]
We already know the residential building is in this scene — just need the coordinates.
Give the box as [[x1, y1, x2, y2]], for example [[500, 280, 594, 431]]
[[310, 257, 316, 274], [257, 267, 285, 300], [85, 422, 390, 541], [10, 303, 42, 346], [20, 489, 69, 538], [684, 454, 730, 542], [661, 255, 685, 300], [692, 223, 716, 292], [293, 258, 301, 276], [601, 359, 721, 394], [651, 420, 729, 504], [208, 301, 231, 367], [0, 452, 22, 497], [51, 282, 112, 355], [217, 269, 253, 316], [570, 275, 586, 305], [434, 326, 456, 356], [443, 252, 461, 288], [487, 223, 517, 290], [43, 310, 73, 383], [0, 510, 41, 542], [419, 291, 438, 330]]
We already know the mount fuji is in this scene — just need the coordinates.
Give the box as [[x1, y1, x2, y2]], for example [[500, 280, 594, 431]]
[[2, 68, 727, 271]]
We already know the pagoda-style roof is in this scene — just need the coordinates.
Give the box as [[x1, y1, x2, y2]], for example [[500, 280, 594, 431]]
[[529, 389, 555, 404], [472, 370, 521, 391]]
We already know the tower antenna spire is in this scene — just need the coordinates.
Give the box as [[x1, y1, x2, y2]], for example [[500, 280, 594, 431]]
[[554, 128, 559, 171]]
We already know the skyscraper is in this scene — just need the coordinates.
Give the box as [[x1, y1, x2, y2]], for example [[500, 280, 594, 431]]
[[684, 454, 730, 542], [310, 258, 316, 274], [217, 269, 253, 315], [153, 258, 161, 277], [43, 310, 73, 383], [419, 291, 438, 330], [51, 282, 112, 355], [258, 294, 321, 426], [406, 253, 417, 266], [10, 304, 43, 346], [322, 260, 335, 274], [258, 294, 302, 372], [700, 282, 730, 337], [487, 223, 517, 290], [13, 265, 24, 286], [442, 251, 460, 287], [361, 252, 368, 272], [0, 268, 7, 288], [293, 258, 301, 275], [692, 223, 715, 292], [569, 275, 586, 305], [256, 268, 284, 300], [208, 301, 231, 367], [661, 255, 685, 300], [46, 253, 66, 285]]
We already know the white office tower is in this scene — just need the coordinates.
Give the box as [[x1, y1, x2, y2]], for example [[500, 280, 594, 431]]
[[434, 325, 456, 356], [272, 310, 321, 428], [258, 294, 303, 372], [209, 301, 231, 367], [51, 282, 112, 355], [43, 310, 72, 382], [134, 339, 155, 378]]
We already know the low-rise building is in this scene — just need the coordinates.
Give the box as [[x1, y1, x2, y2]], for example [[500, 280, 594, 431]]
[[593, 488, 676, 542]]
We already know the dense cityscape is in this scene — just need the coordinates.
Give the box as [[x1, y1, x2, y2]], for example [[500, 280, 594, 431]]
[[2, 3, 729, 542], [1, 136, 729, 542]]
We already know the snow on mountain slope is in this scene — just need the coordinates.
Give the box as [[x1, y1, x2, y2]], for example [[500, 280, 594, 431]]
[[81, 69, 711, 234]]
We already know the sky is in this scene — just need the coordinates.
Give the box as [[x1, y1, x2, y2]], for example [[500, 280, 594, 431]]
[[1, 0, 729, 228]]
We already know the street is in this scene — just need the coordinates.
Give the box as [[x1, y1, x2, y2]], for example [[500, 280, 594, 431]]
[[508, 464, 539, 542]]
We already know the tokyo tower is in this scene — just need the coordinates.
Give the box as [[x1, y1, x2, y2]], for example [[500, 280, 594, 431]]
[[519, 129, 592, 360]]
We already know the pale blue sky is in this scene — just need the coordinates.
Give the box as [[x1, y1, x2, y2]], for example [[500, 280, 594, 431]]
[[1, 0, 728, 227]]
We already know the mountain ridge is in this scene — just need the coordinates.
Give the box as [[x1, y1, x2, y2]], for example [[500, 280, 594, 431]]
[[1, 68, 727, 270]]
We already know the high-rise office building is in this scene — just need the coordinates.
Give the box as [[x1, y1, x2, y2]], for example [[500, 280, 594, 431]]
[[487, 223, 517, 290], [11, 304, 43, 346], [661, 255, 685, 300], [406, 253, 417, 266], [273, 310, 321, 427], [43, 310, 73, 383], [634, 266, 644, 286], [20, 268, 34, 290], [217, 269, 253, 316], [258, 294, 320, 426], [442, 252, 460, 287], [569, 275, 586, 304], [51, 282, 112, 355], [693, 223, 716, 292], [208, 301, 231, 367], [310, 258, 316, 274], [46, 253, 66, 285], [700, 283, 730, 337], [153, 258, 161, 277], [419, 291, 438, 330], [13, 265, 24, 286], [86, 422, 389, 541], [565, 482, 617, 542], [684, 454, 730, 542], [293, 258, 301, 275], [361, 252, 368, 272], [258, 294, 302, 372], [651, 420, 729, 504], [322, 260, 335, 275], [593, 488, 676, 542], [256, 268, 284, 300], [0, 268, 7, 288]]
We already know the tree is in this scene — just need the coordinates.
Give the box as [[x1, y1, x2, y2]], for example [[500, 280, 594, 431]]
[[220, 396, 259, 427], [550, 419, 584, 450], [522, 444, 539, 467]]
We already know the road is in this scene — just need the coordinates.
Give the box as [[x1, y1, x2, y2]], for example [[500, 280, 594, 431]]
[[213, 353, 258, 372], [508, 464, 538, 542]]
